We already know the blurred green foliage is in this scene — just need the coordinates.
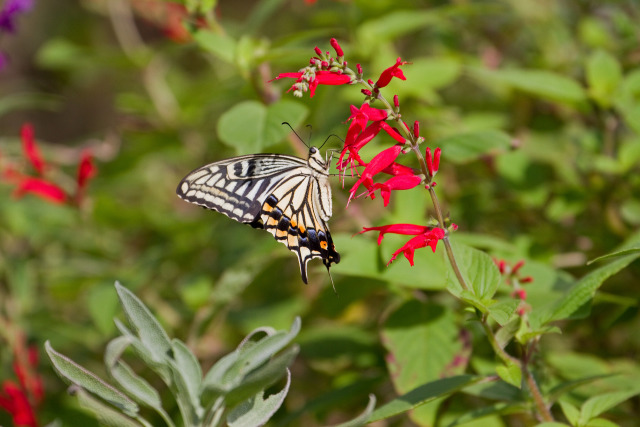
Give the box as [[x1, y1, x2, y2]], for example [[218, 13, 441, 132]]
[[2, 0, 640, 426]]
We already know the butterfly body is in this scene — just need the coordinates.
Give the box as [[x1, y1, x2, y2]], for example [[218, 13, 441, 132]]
[[177, 147, 339, 283]]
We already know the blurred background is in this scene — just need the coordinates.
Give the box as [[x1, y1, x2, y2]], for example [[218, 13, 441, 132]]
[[1, 0, 640, 425]]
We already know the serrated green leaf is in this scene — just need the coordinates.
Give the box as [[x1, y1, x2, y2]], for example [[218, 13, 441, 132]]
[[447, 241, 501, 301], [217, 100, 308, 153], [435, 130, 512, 164], [227, 369, 291, 427], [382, 301, 461, 395], [368, 375, 480, 422], [71, 386, 145, 427], [45, 341, 139, 416], [579, 388, 640, 424], [487, 300, 520, 327], [329, 394, 376, 427], [104, 336, 163, 410], [586, 50, 622, 108], [495, 363, 521, 389], [115, 282, 172, 365]]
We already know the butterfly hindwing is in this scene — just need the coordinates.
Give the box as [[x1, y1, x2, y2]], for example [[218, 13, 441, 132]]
[[176, 148, 340, 283]]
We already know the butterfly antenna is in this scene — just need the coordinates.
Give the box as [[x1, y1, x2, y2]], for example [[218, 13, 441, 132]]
[[320, 134, 344, 150], [306, 124, 313, 142], [282, 122, 309, 148]]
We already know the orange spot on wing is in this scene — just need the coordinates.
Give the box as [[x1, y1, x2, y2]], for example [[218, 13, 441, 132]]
[[290, 219, 297, 228], [320, 241, 328, 249]]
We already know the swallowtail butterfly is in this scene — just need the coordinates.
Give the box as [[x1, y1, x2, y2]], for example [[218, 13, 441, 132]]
[[176, 147, 340, 283]]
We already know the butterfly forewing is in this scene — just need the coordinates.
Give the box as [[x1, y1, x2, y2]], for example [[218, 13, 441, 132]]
[[176, 149, 340, 283]]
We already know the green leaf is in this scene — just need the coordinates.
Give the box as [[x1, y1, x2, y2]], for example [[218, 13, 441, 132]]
[[470, 67, 587, 103], [584, 418, 623, 427], [447, 241, 501, 301], [559, 400, 580, 426], [586, 50, 622, 108], [45, 341, 139, 417], [225, 345, 299, 407], [227, 369, 291, 427], [587, 246, 640, 265], [536, 423, 572, 427], [113, 319, 171, 383], [368, 375, 481, 422], [548, 374, 617, 404], [70, 386, 144, 427], [579, 388, 640, 424], [495, 363, 521, 389], [0, 92, 60, 117], [170, 338, 203, 410], [193, 30, 237, 64], [487, 300, 520, 327], [104, 336, 163, 409], [329, 394, 376, 427], [217, 100, 308, 153], [544, 253, 640, 324], [382, 301, 461, 394], [435, 130, 512, 164], [115, 282, 172, 365]]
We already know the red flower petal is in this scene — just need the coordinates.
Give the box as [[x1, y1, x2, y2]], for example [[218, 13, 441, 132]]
[[359, 223, 432, 244], [76, 150, 97, 190], [348, 144, 402, 203], [367, 174, 422, 206], [13, 177, 67, 204], [20, 123, 45, 176], [387, 227, 445, 266], [0, 381, 38, 427], [376, 57, 409, 88]]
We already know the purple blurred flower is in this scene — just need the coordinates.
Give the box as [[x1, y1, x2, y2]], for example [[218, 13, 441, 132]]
[[0, 0, 33, 33]]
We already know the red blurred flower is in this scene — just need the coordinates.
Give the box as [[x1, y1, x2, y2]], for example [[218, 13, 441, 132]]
[[20, 124, 44, 175], [360, 224, 445, 266], [0, 382, 38, 427], [13, 177, 67, 204], [376, 57, 409, 88], [0, 334, 42, 427], [1, 123, 97, 206]]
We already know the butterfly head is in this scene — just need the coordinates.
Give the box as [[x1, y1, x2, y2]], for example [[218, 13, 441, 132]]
[[307, 146, 330, 173]]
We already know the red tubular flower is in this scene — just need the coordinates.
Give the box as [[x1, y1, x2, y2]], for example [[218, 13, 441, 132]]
[[76, 150, 97, 191], [376, 57, 409, 88], [388, 227, 445, 266], [20, 123, 44, 175], [380, 161, 415, 176], [13, 177, 67, 204], [413, 120, 420, 138], [348, 144, 403, 203], [511, 289, 527, 300], [272, 70, 351, 98], [330, 38, 343, 57], [0, 381, 38, 427], [366, 174, 422, 206], [393, 95, 399, 108], [356, 63, 363, 74], [379, 122, 405, 143], [425, 146, 442, 177], [359, 223, 432, 244]]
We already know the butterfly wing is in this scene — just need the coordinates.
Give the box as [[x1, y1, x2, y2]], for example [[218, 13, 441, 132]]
[[176, 154, 307, 223], [259, 172, 340, 283], [176, 153, 340, 283]]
